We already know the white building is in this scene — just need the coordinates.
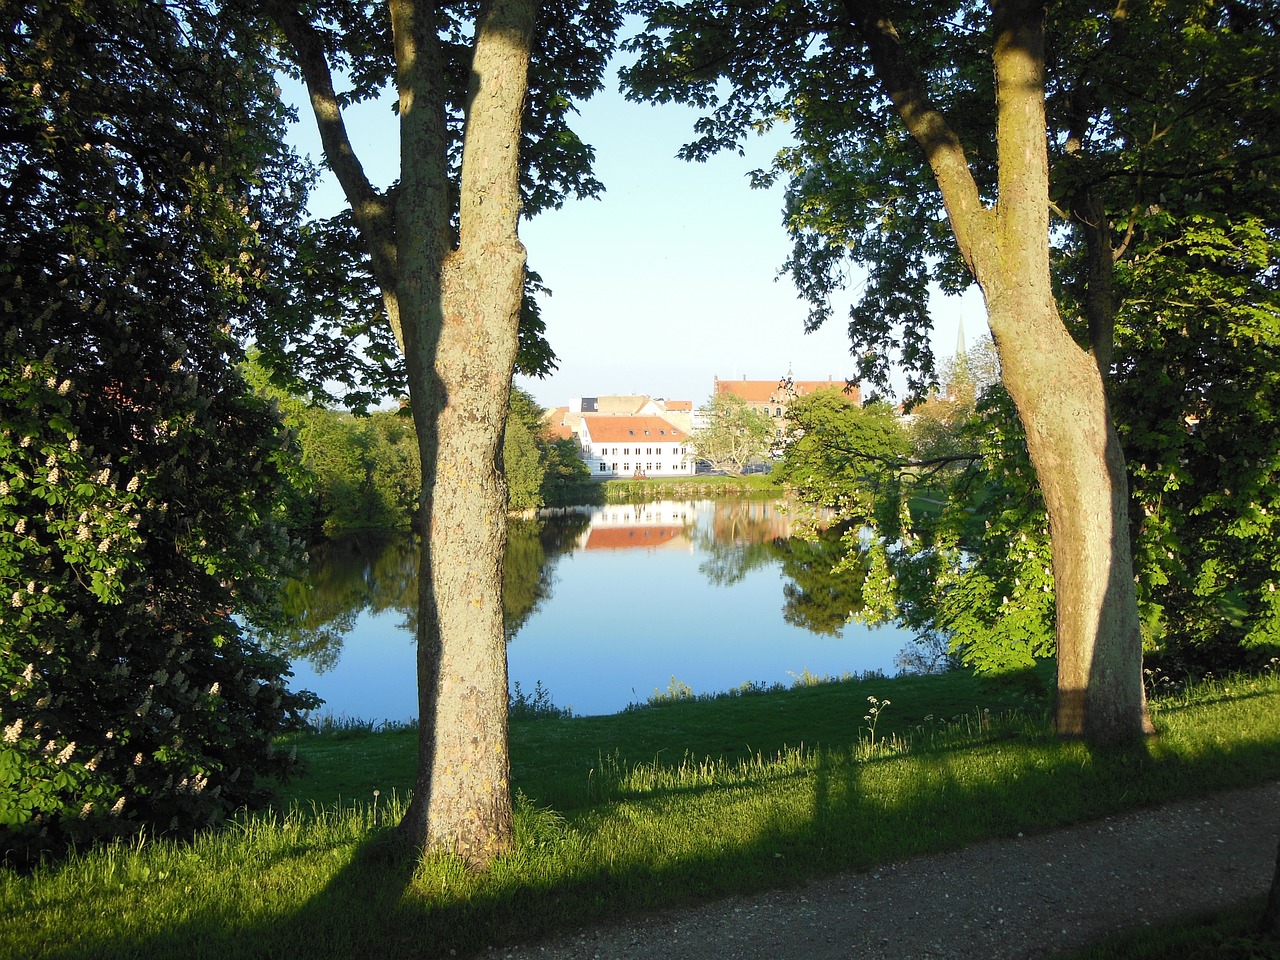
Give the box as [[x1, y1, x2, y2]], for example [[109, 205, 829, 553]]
[[578, 415, 695, 478]]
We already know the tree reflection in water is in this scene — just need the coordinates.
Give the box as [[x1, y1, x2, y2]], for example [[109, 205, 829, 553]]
[[259, 513, 592, 673], [693, 499, 872, 636]]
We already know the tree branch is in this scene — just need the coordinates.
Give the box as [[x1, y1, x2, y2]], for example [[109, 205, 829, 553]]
[[842, 0, 996, 280], [266, 0, 399, 303]]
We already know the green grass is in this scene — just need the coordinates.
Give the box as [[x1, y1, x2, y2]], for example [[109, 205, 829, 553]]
[[3, 667, 1279, 960], [599, 472, 784, 502]]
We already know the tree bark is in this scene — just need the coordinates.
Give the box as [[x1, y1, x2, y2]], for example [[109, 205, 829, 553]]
[[394, 0, 534, 866], [275, 0, 534, 867], [850, 0, 1151, 744]]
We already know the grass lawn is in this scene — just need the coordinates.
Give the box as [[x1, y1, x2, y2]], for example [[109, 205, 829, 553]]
[[3, 666, 1278, 960]]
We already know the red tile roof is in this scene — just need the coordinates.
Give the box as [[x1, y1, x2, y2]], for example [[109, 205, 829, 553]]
[[584, 526, 687, 550], [714, 377, 859, 404], [581, 415, 687, 443], [541, 407, 575, 441]]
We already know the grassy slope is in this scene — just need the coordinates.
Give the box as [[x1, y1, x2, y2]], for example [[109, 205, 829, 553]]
[[3, 668, 1279, 960]]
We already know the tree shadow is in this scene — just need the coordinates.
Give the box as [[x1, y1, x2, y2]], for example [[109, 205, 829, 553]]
[[34, 707, 1280, 960]]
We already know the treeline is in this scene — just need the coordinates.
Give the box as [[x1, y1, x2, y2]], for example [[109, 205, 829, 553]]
[[248, 366, 593, 538]]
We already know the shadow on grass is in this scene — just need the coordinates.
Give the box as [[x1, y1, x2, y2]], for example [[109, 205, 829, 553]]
[[31, 728, 1280, 960]]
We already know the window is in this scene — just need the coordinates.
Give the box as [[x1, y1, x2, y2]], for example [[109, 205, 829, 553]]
[[598, 463, 608, 472], [624, 447, 629, 455], [612, 463, 618, 471], [623, 463, 629, 472], [775, 406, 782, 417]]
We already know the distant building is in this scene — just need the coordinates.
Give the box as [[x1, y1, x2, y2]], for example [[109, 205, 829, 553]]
[[547, 394, 695, 443], [713, 374, 859, 438], [577, 414, 695, 478]]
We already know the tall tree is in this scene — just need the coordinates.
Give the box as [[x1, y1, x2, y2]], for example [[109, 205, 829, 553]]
[[265, 0, 618, 864], [0, 0, 318, 863], [625, 0, 1277, 743], [690, 392, 776, 475]]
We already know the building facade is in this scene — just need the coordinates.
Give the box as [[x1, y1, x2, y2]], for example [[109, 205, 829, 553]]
[[577, 415, 695, 478]]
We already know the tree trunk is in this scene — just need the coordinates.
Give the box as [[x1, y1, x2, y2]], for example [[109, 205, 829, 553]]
[[272, 0, 535, 867], [392, 0, 534, 866], [982, 0, 1149, 745], [986, 296, 1150, 743], [851, 0, 1150, 745], [399, 244, 524, 865]]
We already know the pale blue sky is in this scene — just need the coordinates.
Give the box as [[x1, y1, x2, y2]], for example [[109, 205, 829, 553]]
[[285, 58, 985, 411]]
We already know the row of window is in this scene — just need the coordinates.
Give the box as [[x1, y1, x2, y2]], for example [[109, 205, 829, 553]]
[[596, 462, 691, 473], [598, 446, 685, 456]]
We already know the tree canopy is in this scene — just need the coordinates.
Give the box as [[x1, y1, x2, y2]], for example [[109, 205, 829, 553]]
[[623, 0, 1279, 742], [690, 392, 776, 475]]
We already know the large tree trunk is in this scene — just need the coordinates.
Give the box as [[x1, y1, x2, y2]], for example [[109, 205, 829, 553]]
[[392, 0, 534, 866], [851, 0, 1150, 744], [983, 0, 1149, 744], [986, 297, 1149, 742], [272, 0, 535, 867]]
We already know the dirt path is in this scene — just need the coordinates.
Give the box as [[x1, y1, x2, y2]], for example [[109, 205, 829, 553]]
[[482, 781, 1280, 959]]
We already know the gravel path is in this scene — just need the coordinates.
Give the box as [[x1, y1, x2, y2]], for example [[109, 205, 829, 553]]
[[482, 781, 1280, 960]]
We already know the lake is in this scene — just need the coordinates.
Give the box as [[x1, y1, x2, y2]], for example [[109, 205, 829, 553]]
[[274, 498, 918, 720]]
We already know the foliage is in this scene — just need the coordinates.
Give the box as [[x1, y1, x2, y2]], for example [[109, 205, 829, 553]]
[[0, 0, 319, 864], [775, 393, 908, 522], [249, 370, 583, 530], [623, 0, 1280, 681], [1112, 213, 1280, 672], [689, 393, 775, 475], [253, 0, 622, 407], [880, 216, 1280, 677], [906, 337, 999, 464], [504, 387, 553, 514], [508, 680, 574, 721], [540, 437, 595, 505]]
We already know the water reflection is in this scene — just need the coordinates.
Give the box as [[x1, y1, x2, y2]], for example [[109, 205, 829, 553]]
[[273, 500, 912, 719]]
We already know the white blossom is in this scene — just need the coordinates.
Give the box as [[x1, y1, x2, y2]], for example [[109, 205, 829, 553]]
[[2, 719, 22, 743]]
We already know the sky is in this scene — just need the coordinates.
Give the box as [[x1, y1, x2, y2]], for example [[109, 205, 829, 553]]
[[285, 54, 987, 412]]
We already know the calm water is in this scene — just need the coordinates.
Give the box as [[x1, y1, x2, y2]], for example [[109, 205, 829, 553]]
[[275, 499, 916, 720]]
